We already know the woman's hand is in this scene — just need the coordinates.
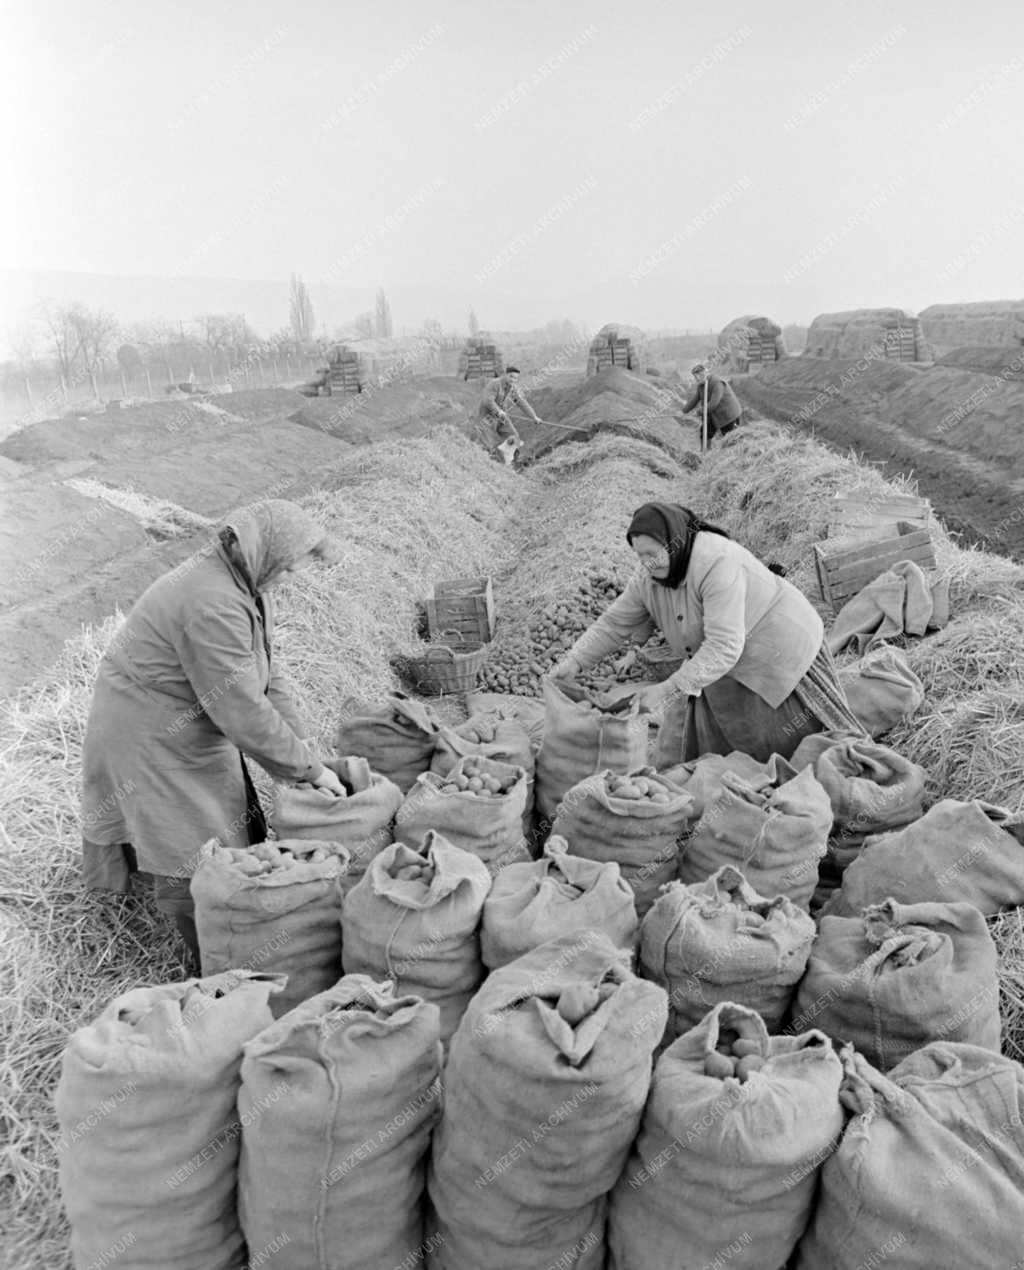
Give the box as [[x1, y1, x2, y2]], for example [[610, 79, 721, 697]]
[[548, 655, 581, 682], [311, 766, 345, 796], [634, 680, 680, 713]]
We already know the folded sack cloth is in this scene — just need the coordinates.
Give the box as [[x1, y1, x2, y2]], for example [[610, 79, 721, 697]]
[[827, 560, 949, 656]]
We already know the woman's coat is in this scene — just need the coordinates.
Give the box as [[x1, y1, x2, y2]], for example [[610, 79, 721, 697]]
[[82, 521, 322, 877], [569, 532, 823, 706]]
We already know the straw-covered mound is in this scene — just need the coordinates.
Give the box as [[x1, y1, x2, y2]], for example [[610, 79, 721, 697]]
[[935, 346, 1024, 379], [805, 308, 930, 362], [586, 322, 649, 376], [919, 299, 1024, 358], [717, 314, 785, 371]]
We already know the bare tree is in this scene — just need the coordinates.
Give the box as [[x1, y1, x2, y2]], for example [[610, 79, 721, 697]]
[[374, 288, 393, 339], [289, 274, 315, 343], [68, 304, 118, 382], [41, 302, 80, 383], [468, 307, 480, 337]]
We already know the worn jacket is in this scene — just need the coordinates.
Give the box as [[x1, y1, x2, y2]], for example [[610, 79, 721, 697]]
[[81, 543, 320, 875], [681, 374, 742, 428], [568, 533, 823, 706]]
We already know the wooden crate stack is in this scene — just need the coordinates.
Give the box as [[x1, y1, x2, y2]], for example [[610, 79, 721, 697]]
[[328, 351, 362, 396]]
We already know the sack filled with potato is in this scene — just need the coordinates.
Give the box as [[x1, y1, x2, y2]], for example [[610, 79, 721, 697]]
[[191, 838, 349, 1018], [679, 758, 832, 910], [552, 767, 694, 919], [431, 711, 536, 840], [335, 692, 442, 793], [395, 755, 531, 876], [791, 899, 1000, 1069], [238, 976, 442, 1270], [607, 1002, 843, 1270], [481, 835, 638, 970], [341, 831, 490, 1045], [56, 971, 281, 1270], [271, 755, 403, 886], [641, 865, 816, 1042], [535, 679, 651, 830], [429, 931, 667, 1270]]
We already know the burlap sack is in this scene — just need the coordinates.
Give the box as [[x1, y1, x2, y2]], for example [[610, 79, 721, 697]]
[[791, 899, 1001, 1068], [431, 712, 536, 838], [825, 799, 1024, 917], [341, 831, 491, 1044], [552, 767, 695, 919], [270, 755, 402, 883], [789, 734, 926, 865], [607, 1003, 844, 1270], [641, 866, 816, 1039], [335, 692, 442, 793], [662, 751, 773, 821], [535, 679, 650, 830], [428, 930, 667, 1270], [794, 1043, 1024, 1269], [395, 756, 531, 875], [238, 976, 442, 1270], [481, 836, 638, 970], [56, 971, 281, 1270], [191, 838, 348, 1019], [838, 644, 924, 738], [679, 762, 833, 910]]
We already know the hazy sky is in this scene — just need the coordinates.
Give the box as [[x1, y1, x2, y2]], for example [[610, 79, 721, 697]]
[[3, 0, 1023, 332]]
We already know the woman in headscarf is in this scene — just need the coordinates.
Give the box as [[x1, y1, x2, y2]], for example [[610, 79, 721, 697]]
[[81, 499, 345, 966], [550, 502, 864, 765]]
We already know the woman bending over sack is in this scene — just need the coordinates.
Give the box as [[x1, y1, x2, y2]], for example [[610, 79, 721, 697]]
[[550, 502, 864, 766], [80, 499, 345, 969]]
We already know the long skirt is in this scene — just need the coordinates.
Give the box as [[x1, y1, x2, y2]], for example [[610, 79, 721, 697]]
[[655, 643, 866, 767]]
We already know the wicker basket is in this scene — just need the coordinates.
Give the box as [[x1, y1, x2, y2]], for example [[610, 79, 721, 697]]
[[395, 631, 489, 697], [635, 640, 685, 683]]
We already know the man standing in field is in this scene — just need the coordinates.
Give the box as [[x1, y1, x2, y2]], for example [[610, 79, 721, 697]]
[[680, 363, 743, 445], [474, 366, 542, 464]]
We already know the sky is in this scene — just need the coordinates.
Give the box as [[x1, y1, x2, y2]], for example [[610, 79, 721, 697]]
[[2, 0, 1023, 340]]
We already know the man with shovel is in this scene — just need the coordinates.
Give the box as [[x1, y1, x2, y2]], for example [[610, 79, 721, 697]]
[[680, 363, 743, 447], [473, 365, 543, 465]]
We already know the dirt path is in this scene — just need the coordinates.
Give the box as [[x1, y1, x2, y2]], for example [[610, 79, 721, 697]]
[[736, 378, 1024, 560]]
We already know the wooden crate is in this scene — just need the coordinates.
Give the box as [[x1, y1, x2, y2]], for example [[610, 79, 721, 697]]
[[426, 575, 495, 643], [813, 522, 936, 610], [829, 491, 930, 541]]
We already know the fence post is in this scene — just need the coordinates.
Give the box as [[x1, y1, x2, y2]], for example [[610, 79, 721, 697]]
[[145, 368, 153, 397]]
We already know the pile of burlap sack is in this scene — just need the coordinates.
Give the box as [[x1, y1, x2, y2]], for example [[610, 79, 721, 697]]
[[56, 666, 1024, 1270]]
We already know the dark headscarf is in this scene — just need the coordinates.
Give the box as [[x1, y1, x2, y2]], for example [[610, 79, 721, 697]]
[[626, 502, 731, 589]]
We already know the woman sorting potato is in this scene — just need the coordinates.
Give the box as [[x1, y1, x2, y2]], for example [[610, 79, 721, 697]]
[[550, 502, 864, 765], [80, 498, 345, 968]]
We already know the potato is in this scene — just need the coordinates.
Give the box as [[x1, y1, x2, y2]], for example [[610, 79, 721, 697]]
[[309, 847, 329, 863], [614, 784, 642, 801], [649, 791, 671, 805], [717, 1028, 741, 1052], [455, 774, 470, 791], [441, 782, 460, 794], [632, 777, 650, 796], [704, 1051, 736, 1079], [732, 1039, 763, 1059], [735, 1055, 765, 1082], [467, 776, 484, 792], [556, 983, 601, 1025]]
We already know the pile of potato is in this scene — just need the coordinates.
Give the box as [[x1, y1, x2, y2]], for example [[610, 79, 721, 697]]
[[437, 758, 519, 798], [703, 1017, 768, 1082], [605, 772, 675, 805], [477, 572, 645, 698], [220, 841, 336, 876]]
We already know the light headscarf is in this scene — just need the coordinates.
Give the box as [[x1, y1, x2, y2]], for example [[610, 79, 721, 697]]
[[218, 499, 333, 593]]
